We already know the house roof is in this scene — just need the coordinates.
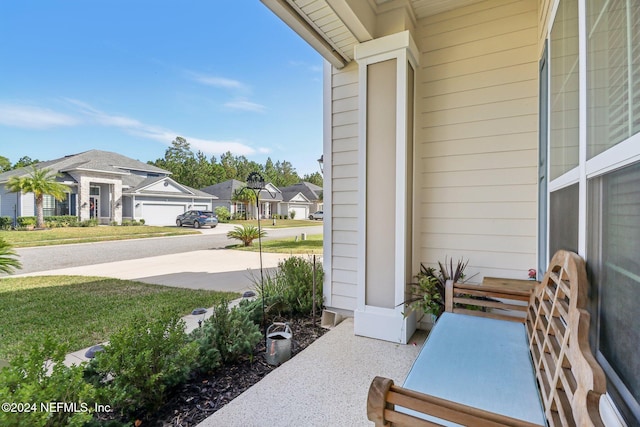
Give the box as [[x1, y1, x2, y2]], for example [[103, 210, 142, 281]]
[[260, 0, 479, 68], [280, 181, 322, 202], [201, 179, 284, 202], [201, 179, 247, 201], [0, 149, 170, 182], [125, 176, 216, 199]]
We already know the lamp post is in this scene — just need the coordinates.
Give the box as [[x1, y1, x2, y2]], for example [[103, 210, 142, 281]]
[[246, 172, 268, 340], [317, 154, 324, 174]]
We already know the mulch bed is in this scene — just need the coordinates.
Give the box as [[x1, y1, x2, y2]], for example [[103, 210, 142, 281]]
[[97, 316, 328, 427]]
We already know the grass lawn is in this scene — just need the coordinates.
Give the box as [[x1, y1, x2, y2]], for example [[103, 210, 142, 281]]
[[228, 219, 322, 229], [0, 276, 238, 361], [230, 233, 323, 254], [0, 226, 198, 248]]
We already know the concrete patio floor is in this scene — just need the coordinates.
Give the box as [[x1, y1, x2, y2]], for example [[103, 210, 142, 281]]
[[197, 317, 428, 427]]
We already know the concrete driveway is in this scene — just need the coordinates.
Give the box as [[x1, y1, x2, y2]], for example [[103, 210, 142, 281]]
[[14, 248, 291, 293]]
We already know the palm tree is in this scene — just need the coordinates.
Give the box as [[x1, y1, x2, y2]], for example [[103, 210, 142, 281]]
[[0, 238, 21, 274], [231, 186, 256, 220], [6, 167, 68, 229]]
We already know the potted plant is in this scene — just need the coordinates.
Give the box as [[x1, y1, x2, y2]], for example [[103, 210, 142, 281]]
[[402, 257, 472, 322]]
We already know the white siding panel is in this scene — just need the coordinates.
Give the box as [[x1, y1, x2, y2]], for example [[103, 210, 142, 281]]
[[329, 61, 359, 312], [417, 0, 538, 279]]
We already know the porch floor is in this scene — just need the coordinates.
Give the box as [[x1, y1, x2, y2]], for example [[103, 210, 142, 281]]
[[196, 317, 427, 426]]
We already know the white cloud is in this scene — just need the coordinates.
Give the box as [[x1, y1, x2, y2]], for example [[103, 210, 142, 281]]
[[257, 147, 271, 154], [0, 103, 79, 129], [186, 71, 248, 91], [66, 99, 256, 156], [223, 99, 266, 113]]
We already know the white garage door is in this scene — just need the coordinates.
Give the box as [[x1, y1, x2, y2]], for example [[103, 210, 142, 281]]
[[288, 205, 308, 220], [142, 204, 185, 226]]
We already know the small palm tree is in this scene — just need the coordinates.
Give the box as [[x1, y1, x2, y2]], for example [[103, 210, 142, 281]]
[[6, 167, 68, 229], [227, 225, 266, 247], [0, 238, 21, 274], [231, 186, 256, 220]]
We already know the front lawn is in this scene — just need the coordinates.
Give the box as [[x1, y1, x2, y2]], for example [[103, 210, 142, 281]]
[[0, 276, 238, 360], [0, 226, 198, 248], [230, 233, 323, 254], [229, 219, 322, 229]]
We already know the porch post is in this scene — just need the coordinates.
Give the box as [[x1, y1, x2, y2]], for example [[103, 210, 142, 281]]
[[354, 31, 418, 344]]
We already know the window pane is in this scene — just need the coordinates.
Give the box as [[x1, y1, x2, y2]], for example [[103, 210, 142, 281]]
[[550, 0, 579, 180], [588, 162, 640, 423], [587, 0, 640, 157], [42, 195, 55, 217], [549, 183, 579, 257]]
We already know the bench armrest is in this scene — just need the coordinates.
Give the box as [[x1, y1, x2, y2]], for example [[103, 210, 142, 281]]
[[445, 278, 538, 323], [368, 376, 541, 427]]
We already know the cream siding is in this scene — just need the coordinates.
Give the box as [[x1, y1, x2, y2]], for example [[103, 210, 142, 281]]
[[329, 60, 360, 312], [416, 0, 539, 280]]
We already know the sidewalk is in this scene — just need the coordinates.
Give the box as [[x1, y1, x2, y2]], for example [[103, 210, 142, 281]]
[[14, 249, 290, 293]]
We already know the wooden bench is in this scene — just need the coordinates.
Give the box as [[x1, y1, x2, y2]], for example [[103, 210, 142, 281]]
[[367, 250, 607, 427]]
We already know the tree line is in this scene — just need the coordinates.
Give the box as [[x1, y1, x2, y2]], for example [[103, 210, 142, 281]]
[[0, 137, 323, 190], [148, 137, 323, 189]]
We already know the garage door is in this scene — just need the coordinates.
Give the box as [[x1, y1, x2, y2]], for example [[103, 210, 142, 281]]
[[142, 204, 186, 226], [288, 205, 308, 220]]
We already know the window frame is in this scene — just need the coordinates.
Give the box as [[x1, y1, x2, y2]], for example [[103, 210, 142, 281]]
[[545, 0, 640, 423]]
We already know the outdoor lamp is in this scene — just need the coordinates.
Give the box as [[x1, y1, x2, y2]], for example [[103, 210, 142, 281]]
[[317, 154, 324, 174]]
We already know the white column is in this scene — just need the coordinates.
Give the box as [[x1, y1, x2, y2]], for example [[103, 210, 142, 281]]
[[354, 31, 419, 344]]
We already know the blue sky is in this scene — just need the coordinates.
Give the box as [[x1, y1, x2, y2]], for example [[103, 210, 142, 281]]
[[0, 1, 324, 175]]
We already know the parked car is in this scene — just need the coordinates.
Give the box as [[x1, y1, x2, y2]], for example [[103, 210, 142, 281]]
[[309, 210, 323, 220], [176, 210, 218, 228]]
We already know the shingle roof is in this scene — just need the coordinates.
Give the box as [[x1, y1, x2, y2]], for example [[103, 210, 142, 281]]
[[126, 176, 215, 198], [0, 149, 170, 182], [280, 181, 322, 202], [201, 179, 247, 200]]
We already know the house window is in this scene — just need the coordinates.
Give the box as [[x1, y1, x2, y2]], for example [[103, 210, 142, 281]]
[[588, 163, 640, 422], [587, 0, 640, 158], [43, 193, 71, 216], [545, 0, 640, 423], [549, 183, 579, 256], [549, 0, 579, 180]]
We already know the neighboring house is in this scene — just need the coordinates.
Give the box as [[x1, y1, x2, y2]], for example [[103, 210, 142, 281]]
[[280, 181, 323, 214], [279, 188, 312, 220], [262, 0, 639, 424], [202, 179, 283, 219], [0, 149, 217, 226]]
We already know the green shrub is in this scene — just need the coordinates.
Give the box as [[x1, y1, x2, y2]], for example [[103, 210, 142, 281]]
[[17, 216, 36, 227], [191, 300, 261, 372], [79, 219, 98, 227], [0, 335, 95, 427], [43, 215, 79, 228], [226, 224, 266, 247], [278, 256, 324, 316], [214, 206, 230, 223], [0, 216, 13, 230], [248, 256, 323, 317], [138, 219, 145, 225], [90, 311, 197, 417], [120, 220, 132, 226], [289, 210, 296, 220]]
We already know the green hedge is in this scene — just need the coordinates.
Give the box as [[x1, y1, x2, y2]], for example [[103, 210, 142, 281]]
[[0, 217, 12, 230]]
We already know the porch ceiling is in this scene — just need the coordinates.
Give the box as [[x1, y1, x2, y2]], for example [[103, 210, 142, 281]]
[[262, 0, 482, 68], [375, 0, 482, 19]]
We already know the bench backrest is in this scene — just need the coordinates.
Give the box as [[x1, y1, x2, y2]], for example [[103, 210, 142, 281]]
[[525, 250, 606, 427]]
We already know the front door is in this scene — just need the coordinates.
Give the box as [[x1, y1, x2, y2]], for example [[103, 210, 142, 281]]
[[89, 196, 99, 219]]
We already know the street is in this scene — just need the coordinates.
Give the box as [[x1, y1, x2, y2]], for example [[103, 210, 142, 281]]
[[8, 224, 323, 293]]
